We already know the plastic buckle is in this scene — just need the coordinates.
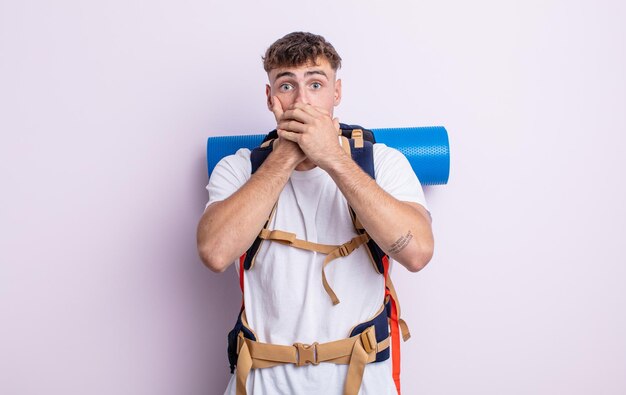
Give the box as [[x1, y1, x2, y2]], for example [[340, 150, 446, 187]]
[[360, 327, 377, 354], [339, 239, 354, 257], [294, 342, 319, 366]]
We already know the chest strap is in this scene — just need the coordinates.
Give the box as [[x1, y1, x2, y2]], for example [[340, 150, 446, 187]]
[[258, 229, 370, 305], [235, 325, 389, 395]]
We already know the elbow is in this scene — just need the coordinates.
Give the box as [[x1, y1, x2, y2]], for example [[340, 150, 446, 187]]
[[404, 240, 434, 273], [196, 211, 232, 273], [197, 231, 231, 273], [198, 245, 231, 273]]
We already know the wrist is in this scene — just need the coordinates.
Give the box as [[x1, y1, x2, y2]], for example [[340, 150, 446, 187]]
[[265, 147, 301, 172], [319, 146, 352, 174]]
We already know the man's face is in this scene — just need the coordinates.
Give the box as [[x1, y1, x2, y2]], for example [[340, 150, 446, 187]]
[[266, 57, 342, 117]]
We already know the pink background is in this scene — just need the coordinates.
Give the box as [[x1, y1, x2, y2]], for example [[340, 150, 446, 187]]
[[1, 0, 625, 394]]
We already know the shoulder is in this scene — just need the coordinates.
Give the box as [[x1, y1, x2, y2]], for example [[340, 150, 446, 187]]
[[372, 143, 402, 158], [371, 143, 429, 210], [372, 143, 412, 176], [206, 148, 252, 207], [212, 148, 252, 179]]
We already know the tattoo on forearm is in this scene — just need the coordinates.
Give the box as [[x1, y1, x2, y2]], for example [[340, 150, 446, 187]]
[[388, 230, 413, 254]]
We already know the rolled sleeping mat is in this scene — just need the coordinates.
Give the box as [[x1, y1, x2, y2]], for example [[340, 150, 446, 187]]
[[207, 126, 450, 185]]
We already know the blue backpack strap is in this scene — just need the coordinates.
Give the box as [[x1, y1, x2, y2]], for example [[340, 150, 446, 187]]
[[347, 134, 375, 178], [250, 131, 277, 174], [240, 134, 277, 270], [340, 123, 376, 143], [341, 125, 388, 275]]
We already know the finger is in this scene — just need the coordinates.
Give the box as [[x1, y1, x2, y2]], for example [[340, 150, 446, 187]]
[[315, 106, 331, 116], [293, 102, 330, 117], [278, 119, 308, 134], [270, 96, 284, 122], [277, 129, 300, 143], [282, 107, 316, 125]]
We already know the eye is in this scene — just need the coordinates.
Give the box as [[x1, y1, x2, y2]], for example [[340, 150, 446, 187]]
[[311, 82, 322, 89], [279, 83, 293, 92]]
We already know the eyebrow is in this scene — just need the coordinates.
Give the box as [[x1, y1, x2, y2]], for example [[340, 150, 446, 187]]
[[275, 70, 329, 80]]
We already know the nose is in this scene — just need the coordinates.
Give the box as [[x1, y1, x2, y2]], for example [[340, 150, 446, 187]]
[[294, 88, 308, 105]]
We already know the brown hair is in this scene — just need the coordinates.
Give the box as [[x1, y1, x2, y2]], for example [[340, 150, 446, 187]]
[[262, 32, 342, 73]]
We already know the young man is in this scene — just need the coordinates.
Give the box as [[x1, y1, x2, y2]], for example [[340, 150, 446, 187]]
[[197, 32, 434, 395]]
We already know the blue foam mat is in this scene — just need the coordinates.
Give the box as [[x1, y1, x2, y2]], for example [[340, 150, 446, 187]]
[[207, 126, 449, 185]]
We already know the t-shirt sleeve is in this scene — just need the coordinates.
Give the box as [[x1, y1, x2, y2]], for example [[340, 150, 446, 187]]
[[373, 143, 429, 213], [205, 148, 252, 210]]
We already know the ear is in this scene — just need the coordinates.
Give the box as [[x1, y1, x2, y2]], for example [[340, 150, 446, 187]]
[[266, 84, 273, 111], [334, 79, 342, 107]]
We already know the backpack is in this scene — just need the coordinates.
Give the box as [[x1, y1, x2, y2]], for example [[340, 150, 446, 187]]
[[228, 123, 410, 395]]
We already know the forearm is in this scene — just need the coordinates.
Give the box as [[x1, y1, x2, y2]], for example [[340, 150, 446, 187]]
[[271, 102, 433, 270], [197, 151, 298, 272], [325, 153, 434, 272]]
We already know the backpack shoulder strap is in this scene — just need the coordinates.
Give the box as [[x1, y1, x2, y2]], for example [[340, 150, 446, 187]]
[[339, 124, 387, 275], [241, 130, 277, 270], [340, 123, 376, 143], [250, 131, 277, 174]]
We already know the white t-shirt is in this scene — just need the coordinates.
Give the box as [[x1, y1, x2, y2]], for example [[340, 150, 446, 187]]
[[206, 144, 428, 395]]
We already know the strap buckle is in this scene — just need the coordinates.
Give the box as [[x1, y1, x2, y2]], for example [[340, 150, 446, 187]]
[[294, 342, 319, 366], [338, 238, 357, 257], [360, 327, 377, 354]]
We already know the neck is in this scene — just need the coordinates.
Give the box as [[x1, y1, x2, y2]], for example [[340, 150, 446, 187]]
[[295, 158, 316, 171]]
